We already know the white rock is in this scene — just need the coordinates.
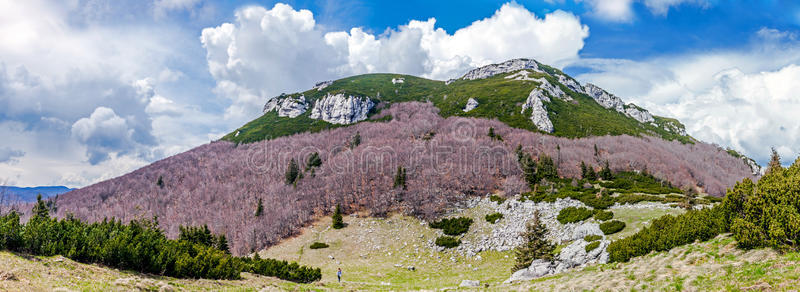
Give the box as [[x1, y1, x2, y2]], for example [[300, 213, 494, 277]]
[[459, 280, 481, 287], [535, 77, 572, 102], [309, 93, 374, 124], [624, 104, 655, 123], [262, 95, 308, 118], [504, 70, 538, 81], [584, 83, 625, 112], [557, 74, 585, 94], [460, 59, 543, 80], [313, 80, 333, 91], [521, 89, 554, 133], [505, 260, 553, 283], [463, 98, 479, 112], [584, 83, 655, 123], [391, 77, 404, 84]]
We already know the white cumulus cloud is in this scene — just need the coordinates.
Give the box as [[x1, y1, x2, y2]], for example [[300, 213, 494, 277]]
[[201, 2, 589, 119], [572, 29, 800, 165]]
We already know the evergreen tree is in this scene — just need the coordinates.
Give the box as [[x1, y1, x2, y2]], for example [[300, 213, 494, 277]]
[[285, 158, 300, 185], [513, 212, 554, 271], [600, 160, 613, 180], [520, 155, 539, 186], [350, 131, 361, 148], [255, 198, 263, 217], [31, 194, 49, 219], [393, 166, 407, 189], [586, 166, 598, 181], [156, 175, 164, 188], [766, 147, 782, 174], [216, 234, 230, 254], [537, 154, 558, 181], [306, 152, 322, 169], [580, 161, 588, 179], [594, 144, 599, 157], [332, 204, 344, 229]]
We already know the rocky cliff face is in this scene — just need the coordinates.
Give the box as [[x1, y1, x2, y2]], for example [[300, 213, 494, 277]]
[[309, 93, 374, 124], [584, 83, 654, 123], [263, 95, 308, 118], [459, 59, 543, 80], [522, 89, 554, 133]]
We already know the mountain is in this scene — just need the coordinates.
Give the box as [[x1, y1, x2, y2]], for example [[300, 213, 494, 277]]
[[223, 59, 692, 145], [51, 59, 756, 255], [1, 186, 74, 202]]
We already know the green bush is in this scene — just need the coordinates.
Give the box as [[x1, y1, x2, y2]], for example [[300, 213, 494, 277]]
[[0, 197, 322, 283], [584, 235, 602, 242], [485, 213, 504, 224], [593, 210, 614, 221], [723, 156, 800, 250], [332, 204, 344, 229], [309, 242, 329, 249], [557, 207, 594, 224], [607, 207, 726, 262], [435, 236, 461, 248], [585, 241, 601, 252], [489, 194, 506, 204], [429, 217, 473, 236], [599, 220, 626, 235]]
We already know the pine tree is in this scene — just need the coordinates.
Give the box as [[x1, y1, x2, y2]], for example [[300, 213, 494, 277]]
[[255, 198, 263, 217], [332, 204, 344, 229], [31, 194, 49, 219], [285, 158, 299, 185], [306, 152, 322, 169], [350, 131, 361, 148], [537, 154, 558, 181], [600, 160, 613, 180], [520, 154, 539, 186], [594, 144, 599, 157], [393, 166, 407, 189], [216, 234, 230, 254], [586, 166, 598, 181], [580, 161, 588, 179], [488, 127, 495, 139], [513, 212, 554, 271], [766, 147, 782, 174], [156, 175, 164, 188]]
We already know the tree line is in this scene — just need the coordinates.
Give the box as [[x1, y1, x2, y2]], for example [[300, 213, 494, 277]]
[[0, 195, 321, 283]]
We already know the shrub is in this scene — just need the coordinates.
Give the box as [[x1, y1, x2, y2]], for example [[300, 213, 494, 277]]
[[514, 212, 554, 271], [254, 198, 263, 217], [489, 194, 506, 204], [435, 236, 461, 248], [429, 217, 473, 236], [585, 241, 601, 252], [607, 207, 726, 262], [332, 205, 344, 229], [485, 213, 503, 224], [723, 156, 800, 250], [309, 242, 329, 249], [306, 152, 322, 169], [600, 220, 626, 235], [584, 235, 602, 242], [557, 207, 594, 224], [593, 210, 614, 221]]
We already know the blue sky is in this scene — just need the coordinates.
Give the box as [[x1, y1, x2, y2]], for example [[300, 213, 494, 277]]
[[1, 0, 799, 187]]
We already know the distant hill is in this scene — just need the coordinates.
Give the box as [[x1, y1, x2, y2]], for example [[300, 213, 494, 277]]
[[1, 186, 74, 202]]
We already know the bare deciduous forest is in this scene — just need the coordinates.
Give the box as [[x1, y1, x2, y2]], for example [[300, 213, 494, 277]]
[[51, 102, 754, 255]]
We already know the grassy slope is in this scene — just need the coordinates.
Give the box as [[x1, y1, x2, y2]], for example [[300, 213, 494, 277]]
[[222, 70, 694, 144], [517, 234, 800, 291], [5, 203, 797, 291]]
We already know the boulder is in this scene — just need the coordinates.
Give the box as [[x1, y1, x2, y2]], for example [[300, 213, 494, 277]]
[[459, 280, 481, 287], [463, 98, 479, 112]]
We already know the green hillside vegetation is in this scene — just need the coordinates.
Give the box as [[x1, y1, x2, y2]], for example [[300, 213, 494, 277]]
[[222, 65, 695, 144]]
